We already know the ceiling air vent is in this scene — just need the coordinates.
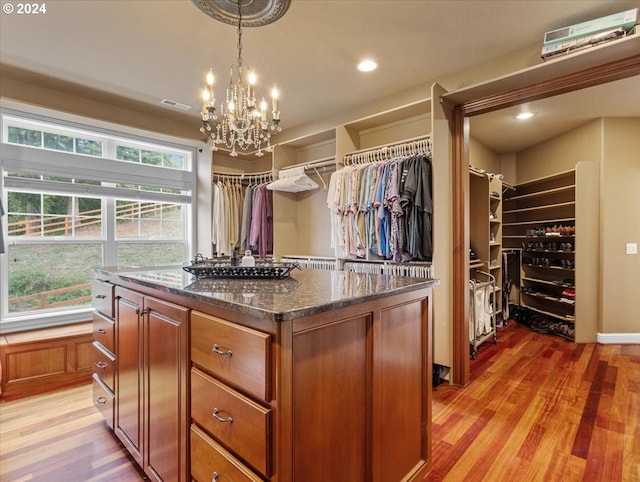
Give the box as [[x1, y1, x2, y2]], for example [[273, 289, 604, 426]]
[[160, 99, 192, 111]]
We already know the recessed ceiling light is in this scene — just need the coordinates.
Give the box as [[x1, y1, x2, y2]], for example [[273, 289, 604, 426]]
[[358, 59, 377, 72], [516, 112, 535, 120]]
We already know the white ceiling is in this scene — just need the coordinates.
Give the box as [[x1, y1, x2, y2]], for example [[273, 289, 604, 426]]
[[1, 0, 638, 153], [470, 75, 640, 154]]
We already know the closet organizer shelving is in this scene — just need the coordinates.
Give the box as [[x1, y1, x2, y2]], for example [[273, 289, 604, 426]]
[[332, 100, 432, 272], [212, 98, 434, 272], [503, 170, 576, 329], [468, 168, 502, 356], [270, 99, 434, 273]]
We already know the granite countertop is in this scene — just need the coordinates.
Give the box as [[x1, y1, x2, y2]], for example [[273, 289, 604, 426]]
[[94, 266, 439, 322]]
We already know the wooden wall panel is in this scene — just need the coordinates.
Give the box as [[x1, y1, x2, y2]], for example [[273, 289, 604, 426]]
[[0, 325, 93, 400]]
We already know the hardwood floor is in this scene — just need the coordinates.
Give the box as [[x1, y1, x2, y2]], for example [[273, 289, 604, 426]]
[[427, 322, 640, 482], [0, 384, 144, 481], [1, 322, 638, 481]]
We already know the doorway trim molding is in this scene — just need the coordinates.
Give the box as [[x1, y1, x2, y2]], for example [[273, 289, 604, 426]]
[[448, 53, 640, 386]]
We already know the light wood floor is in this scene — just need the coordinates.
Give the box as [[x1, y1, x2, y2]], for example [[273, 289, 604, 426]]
[[1, 323, 638, 481], [0, 384, 144, 481]]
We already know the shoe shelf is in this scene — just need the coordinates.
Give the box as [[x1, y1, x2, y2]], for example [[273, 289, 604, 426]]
[[502, 217, 575, 227], [523, 291, 575, 305], [522, 303, 575, 323], [522, 276, 574, 288], [503, 234, 575, 240], [502, 184, 575, 203], [523, 263, 575, 271], [505, 170, 578, 335], [523, 249, 575, 254]]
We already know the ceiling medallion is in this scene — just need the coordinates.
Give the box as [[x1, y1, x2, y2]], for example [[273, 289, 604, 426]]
[[191, 0, 291, 27]]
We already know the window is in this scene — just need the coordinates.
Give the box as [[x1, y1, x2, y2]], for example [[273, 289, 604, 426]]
[[1, 111, 196, 333]]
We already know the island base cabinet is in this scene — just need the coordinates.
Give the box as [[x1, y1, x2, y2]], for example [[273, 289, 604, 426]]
[[114, 287, 189, 482], [291, 295, 431, 482], [95, 270, 435, 482], [374, 298, 430, 481], [293, 314, 368, 481]]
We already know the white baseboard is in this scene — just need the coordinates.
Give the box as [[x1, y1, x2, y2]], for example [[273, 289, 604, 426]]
[[597, 333, 640, 344]]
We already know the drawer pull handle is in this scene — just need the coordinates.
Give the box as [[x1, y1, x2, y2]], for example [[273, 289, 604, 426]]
[[96, 362, 108, 369], [212, 344, 233, 357], [96, 328, 107, 334], [96, 396, 107, 405], [212, 408, 233, 424], [212, 472, 219, 481], [95, 294, 107, 299]]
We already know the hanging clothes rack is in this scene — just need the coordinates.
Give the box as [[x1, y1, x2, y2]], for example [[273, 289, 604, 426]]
[[212, 170, 274, 185], [211, 170, 274, 258], [343, 135, 432, 166], [328, 134, 433, 262], [268, 158, 335, 192]]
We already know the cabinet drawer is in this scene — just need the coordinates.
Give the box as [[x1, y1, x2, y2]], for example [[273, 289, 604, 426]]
[[191, 368, 271, 477], [92, 280, 115, 318], [93, 342, 115, 392], [92, 311, 114, 354], [191, 311, 272, 401], [190, 425, 262, 482], [93, 373, 114, 429]]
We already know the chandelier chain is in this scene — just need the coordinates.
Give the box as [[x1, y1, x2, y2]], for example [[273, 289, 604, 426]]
[[236, 1, 243, 69]]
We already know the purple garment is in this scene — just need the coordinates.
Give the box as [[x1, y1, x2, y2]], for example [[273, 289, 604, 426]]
[[248, 185, 274, 259]]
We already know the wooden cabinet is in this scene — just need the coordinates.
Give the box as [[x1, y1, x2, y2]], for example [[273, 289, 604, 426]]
[[94, 271, 434, 482], [292, 296, 431, 481], [92, 279, 116, 428], [114, 287, 190, 482], [190, 293, 431, 482], [190, 311, 273, 480]]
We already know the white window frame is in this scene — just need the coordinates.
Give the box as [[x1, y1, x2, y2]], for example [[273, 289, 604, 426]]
[[0, 106, 198, 333]]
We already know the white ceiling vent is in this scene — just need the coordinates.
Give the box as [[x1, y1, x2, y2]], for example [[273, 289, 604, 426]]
[[160, 99, 192, 111]]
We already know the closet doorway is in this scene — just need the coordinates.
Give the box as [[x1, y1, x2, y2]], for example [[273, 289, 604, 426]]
[[447, 50, 640, 386]]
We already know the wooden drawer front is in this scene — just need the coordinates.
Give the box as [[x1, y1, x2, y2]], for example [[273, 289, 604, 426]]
[[92, 280, 115, 318], [191, 368, 271, 477], [92, 311, 114, 354], [191, 311, 272, 401], [93, 374, 114, 429], [190, 425, 262, 482], [93, 342, 115, 392]]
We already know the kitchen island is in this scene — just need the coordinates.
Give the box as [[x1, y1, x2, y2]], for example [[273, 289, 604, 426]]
[[92, 266, 438, 482]]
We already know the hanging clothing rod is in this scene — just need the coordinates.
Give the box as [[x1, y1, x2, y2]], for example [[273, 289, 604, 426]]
[[343, 135, 432, 166], [279, 157, 336, 171], [212, 170, 274, 184], [468, 165, 504, 180]]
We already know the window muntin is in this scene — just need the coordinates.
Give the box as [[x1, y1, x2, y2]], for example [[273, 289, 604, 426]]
[[116, 144, 186, 169], [115, 200, 183, 239], [8, 124, 104, 156]]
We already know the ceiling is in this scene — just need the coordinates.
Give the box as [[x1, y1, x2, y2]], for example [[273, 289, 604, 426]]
[[1, 0, 638, 153]]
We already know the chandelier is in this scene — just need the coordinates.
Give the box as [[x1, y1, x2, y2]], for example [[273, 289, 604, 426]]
[[198, 0, 283, 157]]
